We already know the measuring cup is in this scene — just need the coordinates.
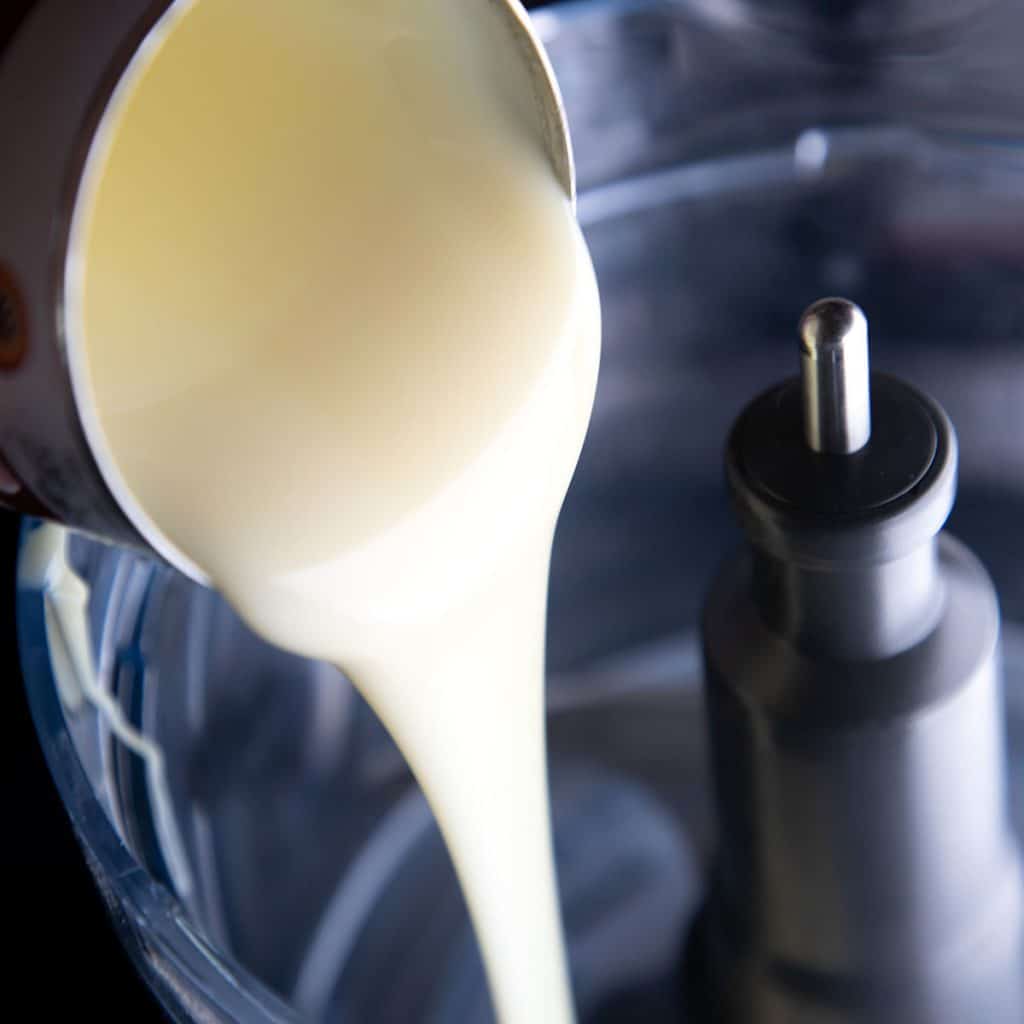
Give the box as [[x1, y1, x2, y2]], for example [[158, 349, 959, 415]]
[[0, 0, 573, 582]]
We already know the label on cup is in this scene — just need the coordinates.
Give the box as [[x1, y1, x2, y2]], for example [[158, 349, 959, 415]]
[[0, 262, 27, 370]]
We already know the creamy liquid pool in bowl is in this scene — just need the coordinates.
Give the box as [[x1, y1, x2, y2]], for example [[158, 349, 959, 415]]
[[64, 1, 602, 1022]]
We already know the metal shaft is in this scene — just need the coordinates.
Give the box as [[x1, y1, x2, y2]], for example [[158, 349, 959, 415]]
[[799, 297, 871, 454]]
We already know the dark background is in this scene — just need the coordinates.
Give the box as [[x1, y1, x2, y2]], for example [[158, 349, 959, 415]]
[[2, 0, 560, 1020]]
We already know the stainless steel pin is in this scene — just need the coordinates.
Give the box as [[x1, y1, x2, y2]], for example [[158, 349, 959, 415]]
[[799, 297, 871, 455]]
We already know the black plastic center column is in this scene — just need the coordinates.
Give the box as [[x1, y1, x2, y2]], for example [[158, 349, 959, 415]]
[[693, 301, 1024, 1023]]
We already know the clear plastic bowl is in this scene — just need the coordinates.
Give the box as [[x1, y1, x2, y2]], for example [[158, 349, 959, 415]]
[[18, 0, 1024, 1020]]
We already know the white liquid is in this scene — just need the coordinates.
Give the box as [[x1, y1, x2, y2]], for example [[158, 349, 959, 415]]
[[71, 2, 601, 1021]]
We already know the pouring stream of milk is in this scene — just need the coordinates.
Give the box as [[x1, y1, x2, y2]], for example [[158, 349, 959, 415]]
[[70, 2, 600, 1021]]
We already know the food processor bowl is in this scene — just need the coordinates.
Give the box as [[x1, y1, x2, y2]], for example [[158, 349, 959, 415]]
[[18, 0, 1024, 1020]]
